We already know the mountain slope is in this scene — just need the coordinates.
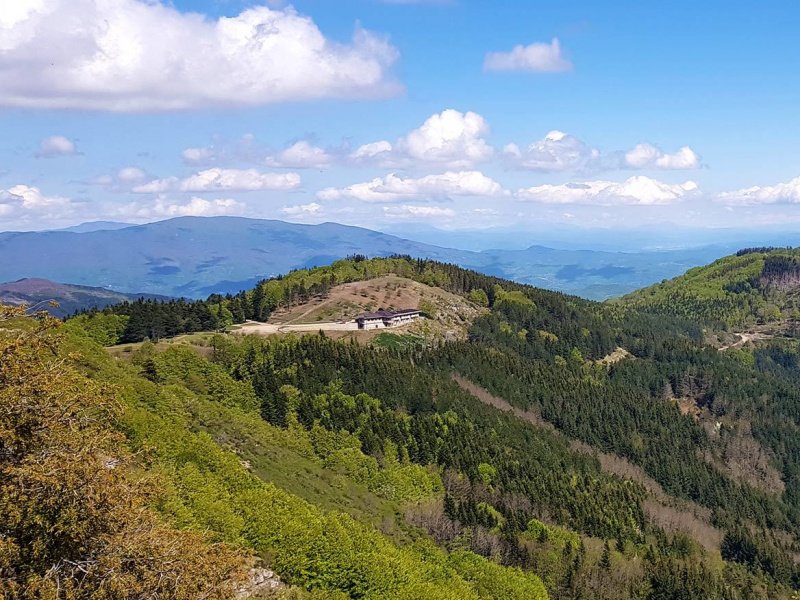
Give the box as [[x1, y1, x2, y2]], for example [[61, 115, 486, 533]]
[[0, 216, 481, 298], [1, 306, 549, 599], [56, 220, 134, 233], [24, 255, 800, 596], [621, 247, 800, 328], [480, 244, 731, 300], [0, 278, 169, 317]]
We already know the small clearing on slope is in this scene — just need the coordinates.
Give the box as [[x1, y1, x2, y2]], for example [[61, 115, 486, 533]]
[[262, 275, 487, 342]]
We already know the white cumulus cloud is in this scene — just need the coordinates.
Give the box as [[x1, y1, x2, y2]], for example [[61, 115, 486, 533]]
[[624, 143, 700, 170], [317, 170, 504, 203], [484, 39, 572, 73], [503, 130, 601, 172], [504, 132, 700, 173], [383, 205, 456, 219], [0, 184, 79, 227], [182, 146, 217, 165], [349, 140, 395, 164], [117, 196, 244, 219], [716, 176, 800, 205], [281, 202, 323, 216], [0, 184, 72, 209], [353, 109, 493, 168], [399, 109, 493, 167], [266, 141, 333, 169], [90, 166, 148, 190], [36, 135, 77, 157], [117, 167, 147, 182], [0, 1, 400, 111], [133, 168, 301, 193], [516, 176, 699, 205]]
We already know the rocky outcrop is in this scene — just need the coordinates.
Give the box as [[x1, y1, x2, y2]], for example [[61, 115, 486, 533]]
[[236, 567, 283, 598]]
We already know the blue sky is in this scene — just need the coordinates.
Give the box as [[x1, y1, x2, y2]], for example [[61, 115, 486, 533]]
[[1, 0, 799, 235]]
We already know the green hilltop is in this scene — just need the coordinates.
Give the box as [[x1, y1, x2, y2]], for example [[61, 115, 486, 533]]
[[621, 247, 800, 329]]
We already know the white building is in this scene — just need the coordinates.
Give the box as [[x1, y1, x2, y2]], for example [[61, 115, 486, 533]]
[[355, 309, 422, 330]]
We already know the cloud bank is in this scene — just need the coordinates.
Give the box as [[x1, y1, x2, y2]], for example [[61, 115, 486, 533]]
[[716, 176, 800, 205], [0, 1, 400, 111], [318, 170, 504, 202], [516, 176, 699, 205], [133, 168, 301, 193]]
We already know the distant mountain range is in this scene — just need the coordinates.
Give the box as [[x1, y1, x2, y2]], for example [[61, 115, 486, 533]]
[[57, 221, 134, 233], [0, 278, 168, 317], [0, 216, 742, 300]]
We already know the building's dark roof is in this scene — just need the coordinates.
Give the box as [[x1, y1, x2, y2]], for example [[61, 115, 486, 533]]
[[356, 308, 421, 321], [390, 309, 422, 317]]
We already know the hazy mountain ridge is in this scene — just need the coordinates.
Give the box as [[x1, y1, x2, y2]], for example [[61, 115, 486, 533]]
[[0, 278, 169, 317], [0, 216, 736, 301]]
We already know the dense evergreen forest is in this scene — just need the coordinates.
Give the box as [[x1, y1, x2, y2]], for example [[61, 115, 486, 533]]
[[11, 254, 800, 597]]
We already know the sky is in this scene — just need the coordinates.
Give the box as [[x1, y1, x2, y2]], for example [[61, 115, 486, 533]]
[[1, 0, 799, 236]]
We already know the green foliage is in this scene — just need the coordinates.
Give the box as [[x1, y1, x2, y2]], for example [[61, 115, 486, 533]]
[[64, 311, 128, 345], [468, 288, 489, 307], [448, 550, 548, 600], [525, 519, 581, 550], [622, 248, 800, 327], [119, 377, 539, 599], [477, 463, 497, 488], [371, 332, 423, 349], [148, 345, 260, 411], [494, 285, 536, 308], [50, 251, 800, 597], [0, 306, 249, 599], [217, 334, 649, 542], [49, 324, 547, 598]]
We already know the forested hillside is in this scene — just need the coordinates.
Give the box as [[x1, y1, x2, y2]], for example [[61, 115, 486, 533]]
[[6, 255, 800, 598], [2, 306, 550, 599], [622, 247, 800, 328]]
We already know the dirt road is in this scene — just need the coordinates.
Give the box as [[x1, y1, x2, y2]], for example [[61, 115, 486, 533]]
[[235, 320, 359, 335], [718, 331, 771, 351]]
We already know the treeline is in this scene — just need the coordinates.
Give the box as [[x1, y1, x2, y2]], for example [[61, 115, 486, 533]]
[[736, 247, 784, 256], [245, 254, 595, 322], [74, 297, 234, 344]]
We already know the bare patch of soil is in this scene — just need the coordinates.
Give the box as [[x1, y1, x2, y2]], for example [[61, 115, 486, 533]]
[[265, 275, 486, 341]]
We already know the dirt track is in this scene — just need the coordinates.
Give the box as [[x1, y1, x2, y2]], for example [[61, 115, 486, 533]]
[[718, 331, 772, 351], [235, 320, 359, 335]]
